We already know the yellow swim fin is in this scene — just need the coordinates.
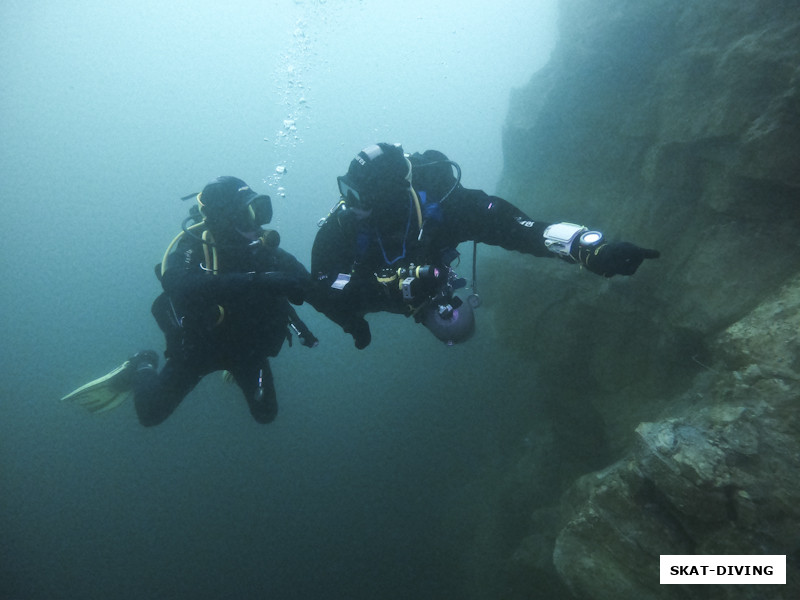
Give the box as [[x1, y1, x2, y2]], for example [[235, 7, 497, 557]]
[[61, 351, 158, 414], [61, 361, 135, 413]]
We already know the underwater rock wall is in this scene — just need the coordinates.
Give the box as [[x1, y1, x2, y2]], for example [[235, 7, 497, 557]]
[[470, 0, 800, 598], [552, 274, 800, 599], [499, 0, 800, 355]]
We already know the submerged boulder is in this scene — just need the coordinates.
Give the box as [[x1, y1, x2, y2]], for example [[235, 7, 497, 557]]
[[553, 274, 800, 598]]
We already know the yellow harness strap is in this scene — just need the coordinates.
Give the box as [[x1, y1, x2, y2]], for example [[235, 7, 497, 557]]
[[159, 221, 225, 327], [200, 230, 225, 326]]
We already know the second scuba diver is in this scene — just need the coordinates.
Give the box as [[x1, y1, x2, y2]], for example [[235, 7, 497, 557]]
[[62, 176, 318, 425], [309, 143, 660, 348]]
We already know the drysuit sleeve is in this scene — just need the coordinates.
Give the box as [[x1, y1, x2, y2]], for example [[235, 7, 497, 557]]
[[306, 217, 375, 348], [161, 237, 306, 306], [442, 188, 660, 276], [272, 246, 312, 280], [442, 187, 553, 257]]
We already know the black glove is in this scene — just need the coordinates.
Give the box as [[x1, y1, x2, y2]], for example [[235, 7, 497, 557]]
[[346, 317, 371, 350], [582, 242, 660, 277], [293, 323, 319, 348], [299, 330, 319, 348], [255, 272, 306, 305]]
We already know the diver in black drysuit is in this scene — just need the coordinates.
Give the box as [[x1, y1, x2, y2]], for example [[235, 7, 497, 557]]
[[309, 144, 660, 349], [134, 176, 316, 426]]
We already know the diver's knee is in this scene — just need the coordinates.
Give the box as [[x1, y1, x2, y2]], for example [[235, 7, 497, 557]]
[[135, 405, 170, 427], [251, 406, 278, 424], [250, 397, 278, 424], [134, 393, 174, 427]]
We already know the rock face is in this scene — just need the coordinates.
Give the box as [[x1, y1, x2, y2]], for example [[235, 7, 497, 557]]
[[467, 0, 800, 598], [553, 275, 800, 598]]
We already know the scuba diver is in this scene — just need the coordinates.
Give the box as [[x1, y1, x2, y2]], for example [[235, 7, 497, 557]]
[[310, 143, 660, 348], [62, 176, 318, 425]]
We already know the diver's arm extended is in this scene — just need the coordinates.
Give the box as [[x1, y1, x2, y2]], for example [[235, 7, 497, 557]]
[[449, 188, 659, 277], [445, 188, 553, 256], [160, 238, 305, 304]]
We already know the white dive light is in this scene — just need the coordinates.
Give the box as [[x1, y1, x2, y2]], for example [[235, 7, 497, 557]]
[[543, 223, 605, 258], [543, 222, 587, 257], [580, 230, 604, 247]]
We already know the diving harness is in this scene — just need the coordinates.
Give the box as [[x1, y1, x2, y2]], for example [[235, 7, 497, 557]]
[[154, 200, 314, 353]]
